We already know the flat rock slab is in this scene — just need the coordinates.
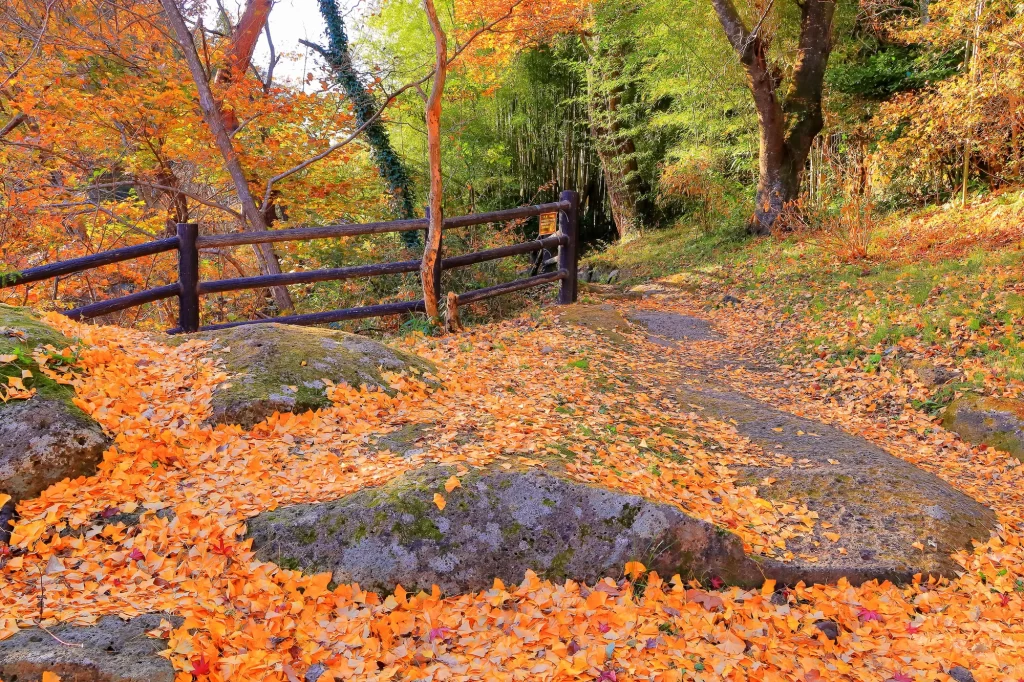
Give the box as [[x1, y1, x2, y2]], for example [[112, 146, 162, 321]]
[[248, 463, 768, 594], [626, 311, 721, 342], [675, 382, 996, 583], [0, 614, 178, 682], [183, 324, 436, 429], [553, 305, 631, 343]]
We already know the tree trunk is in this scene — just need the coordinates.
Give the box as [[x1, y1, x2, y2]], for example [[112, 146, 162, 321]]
[[159, 0, 293, 312], [586, 40, 650, 241], [421, 0, 447, 320], [310, 0, 420, 247], [711, 0, 836, 235]]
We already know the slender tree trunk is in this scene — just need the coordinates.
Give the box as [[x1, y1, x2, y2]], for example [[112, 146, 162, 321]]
[[711, 0, 836, 235], [421, 0, 447, 320], [158, 0, 293, 312], [308, 0, 420, 247]]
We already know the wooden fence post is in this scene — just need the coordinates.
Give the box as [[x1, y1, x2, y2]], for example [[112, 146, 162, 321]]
[[176, 223, 200, 333], [557, 189, 579, 304]]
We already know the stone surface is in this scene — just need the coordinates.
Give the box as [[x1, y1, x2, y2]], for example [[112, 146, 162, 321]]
[[0, 398, 109, 503], [948, 666, 976, 682], [554, 304, 631, 343], [942, 395, 1024, 459], [627, 311, 721, 341], [0, 614, 178, 682], [0, 305, 109, 542], [674, 382, 996, 584], [187, 324, 437, 429], [247, 462, 770, 595], [904, 359, 963, 388]]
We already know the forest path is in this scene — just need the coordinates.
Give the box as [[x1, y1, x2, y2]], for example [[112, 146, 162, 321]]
[[557, 291, 995, 585]]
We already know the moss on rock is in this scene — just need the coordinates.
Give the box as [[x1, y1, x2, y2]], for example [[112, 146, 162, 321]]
[[185, 324, 437, 428]]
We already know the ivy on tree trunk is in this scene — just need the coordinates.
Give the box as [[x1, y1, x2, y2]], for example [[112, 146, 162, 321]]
[[313, 0, 420, 248]]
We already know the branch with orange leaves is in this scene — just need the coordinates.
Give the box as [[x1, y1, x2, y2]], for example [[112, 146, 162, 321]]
[[269, 0, 526, 208]]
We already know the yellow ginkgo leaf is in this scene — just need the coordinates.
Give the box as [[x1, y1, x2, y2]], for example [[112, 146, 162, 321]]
[[433, 493, 446, 511], [824, 532, 841, 542], [624, 561, 646, 579], [444, 476, 461, 493]]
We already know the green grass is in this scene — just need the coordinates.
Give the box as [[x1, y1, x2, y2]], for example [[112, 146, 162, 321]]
[[583, 217, 1024, 382]]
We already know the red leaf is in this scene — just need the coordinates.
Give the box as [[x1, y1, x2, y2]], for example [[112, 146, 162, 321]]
[[127, 547, 144, 562], [191, 654, 211, 675], [710, 576, 724, 589], [858, 607, 882, 622], [211, 537, 233, 557]]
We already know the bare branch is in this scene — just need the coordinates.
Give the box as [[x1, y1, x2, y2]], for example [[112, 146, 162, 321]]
[[271, 0, 527, 204], [0, 113, 26, 139]]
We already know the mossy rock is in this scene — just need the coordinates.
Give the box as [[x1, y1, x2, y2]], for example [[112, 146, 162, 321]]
[[0, 306, 109, 541], [0, 614, 179, 682], [248, 461, 803, 595], [943, 395, 1024, 459], [183, 324, 437, 429]]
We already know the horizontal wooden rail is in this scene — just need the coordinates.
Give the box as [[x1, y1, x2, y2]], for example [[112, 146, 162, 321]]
[[0, 237, 179, 288], [457, 270, 566, 305], [193, 200, 570, 250], [65, 283, 181, 321], [197, 260, 421, 295], [441, 233, 566, 271], [1, 191, 580, 333], [196, 219, 428, 250], [170, 299, 427, 334]]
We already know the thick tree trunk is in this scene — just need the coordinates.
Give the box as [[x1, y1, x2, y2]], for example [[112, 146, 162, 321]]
[[711, 0, 836, 235], [159, 0, 293, 312], [421, 0, 447, 320], [309, 0, 420, 247]]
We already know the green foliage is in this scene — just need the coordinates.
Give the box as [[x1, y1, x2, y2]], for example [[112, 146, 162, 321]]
[[829, 43, 964, 99]]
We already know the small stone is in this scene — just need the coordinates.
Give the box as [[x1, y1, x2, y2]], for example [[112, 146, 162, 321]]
[[540, 346, 554, 354], [770, 590, 789, 606], [948, 666, 976, 682], [606, 269, 620, 284], [305, 663, 328, 682], [722, 294, 741, 305], [813, 619, 839, 641]]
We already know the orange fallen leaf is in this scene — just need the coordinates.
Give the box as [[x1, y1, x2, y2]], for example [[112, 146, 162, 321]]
[[624, 561, 646, 579], [433, 493, 446, 511], [444, 476, 461, 493]]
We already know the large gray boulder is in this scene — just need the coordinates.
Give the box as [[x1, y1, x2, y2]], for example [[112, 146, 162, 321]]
[[0, 614, 178, 682], [182, 323, 437, 429], [247, 462, 766, 595], [0, 305, 109, 542], [943, 395, 1024, 459]]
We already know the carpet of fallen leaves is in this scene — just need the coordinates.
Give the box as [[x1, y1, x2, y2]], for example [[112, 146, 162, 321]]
[[2, 282, 1024, 681]]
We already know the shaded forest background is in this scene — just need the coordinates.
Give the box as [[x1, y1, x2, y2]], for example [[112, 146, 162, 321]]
[[0, 0, 1021, 330]]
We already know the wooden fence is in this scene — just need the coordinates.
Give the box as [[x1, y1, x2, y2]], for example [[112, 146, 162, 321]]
[[0, 190, 580, 333]]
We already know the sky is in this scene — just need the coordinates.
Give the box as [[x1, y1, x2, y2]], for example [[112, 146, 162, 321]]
[[249, 0, 374, 89]]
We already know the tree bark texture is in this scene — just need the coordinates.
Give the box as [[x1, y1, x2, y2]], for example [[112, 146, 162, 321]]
[[158, 0, 294, 311], [587, 41, 651, 241], [421, 0, 447, 320], [711, 0, 836, 235]]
